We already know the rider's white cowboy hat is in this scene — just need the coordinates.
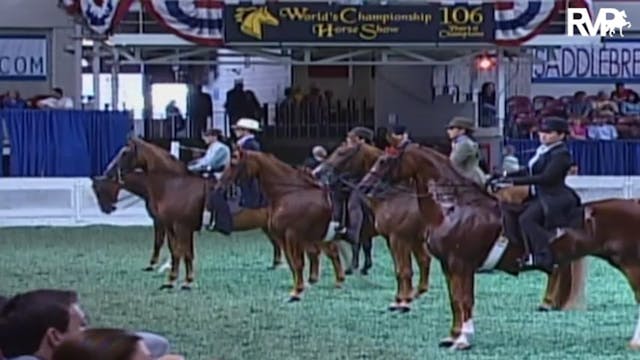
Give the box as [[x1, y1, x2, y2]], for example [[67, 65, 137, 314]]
[[232, 118, 262, 132]]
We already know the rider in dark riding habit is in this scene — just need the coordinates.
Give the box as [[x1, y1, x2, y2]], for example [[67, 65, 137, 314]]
[[329, 126, 374, 237], [490, 117, 580, 274]]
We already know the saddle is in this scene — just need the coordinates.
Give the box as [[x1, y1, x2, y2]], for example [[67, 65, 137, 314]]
[[498, 200, 585, 251]]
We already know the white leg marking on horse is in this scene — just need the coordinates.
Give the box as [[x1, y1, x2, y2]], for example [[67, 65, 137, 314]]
[[629, 305, 640, 349], [158, 257, 171, 274], [450, 319, 474, 350]]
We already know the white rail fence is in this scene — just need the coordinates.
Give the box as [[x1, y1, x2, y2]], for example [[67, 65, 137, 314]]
[[0, 176, 638, 227]]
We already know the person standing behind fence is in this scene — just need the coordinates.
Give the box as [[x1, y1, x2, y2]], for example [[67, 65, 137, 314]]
[[225, 79, 246, 123], [303, 145, 327, 170]]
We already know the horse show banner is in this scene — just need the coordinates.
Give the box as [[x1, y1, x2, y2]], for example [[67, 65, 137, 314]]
[[0, 36, 48, 81], [531, 44, 640, 84], [224, 3, 495, 44]]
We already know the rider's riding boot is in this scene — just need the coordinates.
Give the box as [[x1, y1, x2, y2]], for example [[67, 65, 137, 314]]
[[522, 241, 555, 275]]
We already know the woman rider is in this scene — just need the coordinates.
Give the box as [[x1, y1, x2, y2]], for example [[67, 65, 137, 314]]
[[491, 117, 580, 274], [446, 116, 488, 186]]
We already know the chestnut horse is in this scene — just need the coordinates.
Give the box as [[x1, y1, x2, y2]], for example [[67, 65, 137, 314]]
[[314, 142, 432, 311], [356, 144, 639, 350], [91, 171, 283, 270], [217, 149, 346, 301], [106, 138, 294, 289]]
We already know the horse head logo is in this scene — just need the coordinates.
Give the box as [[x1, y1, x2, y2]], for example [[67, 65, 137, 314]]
[[605, 9, 632, 37], [234, 6, 279, 40]]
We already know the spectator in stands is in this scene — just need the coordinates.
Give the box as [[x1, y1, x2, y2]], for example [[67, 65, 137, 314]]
[[2, 91, 26, 109], [501, 145, 520, 173], [569, 117, 588, 140], [478, 82, 497, 127], [611, 82, 638, 103], [37, 88, 73, 109], [303, 145, 327, 170], [621, 92, 640, 116], [0, 295, 6, 310], [0, 289, 172, 360], [566, 91, 591, 119], [588, 116, 618, 140], [592, 90, 618, 117]]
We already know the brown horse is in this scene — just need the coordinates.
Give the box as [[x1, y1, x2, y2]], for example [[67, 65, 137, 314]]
[[217, 149, 346, 301], [356, 144, 640, 350], [314, 142, 432, 311], [91, 171, 284, 271], [106, 138, 290, 289]]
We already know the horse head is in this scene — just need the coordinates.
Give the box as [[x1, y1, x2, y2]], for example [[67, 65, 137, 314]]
[[358, 143, 428, 198], [90, 175, 121, 214], [314, 143, 382, 185]]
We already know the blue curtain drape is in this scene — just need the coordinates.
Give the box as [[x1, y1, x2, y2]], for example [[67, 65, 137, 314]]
[[83, 111, 131, 175], [3, 110, 131, 177], [506, 139, 640, 175]]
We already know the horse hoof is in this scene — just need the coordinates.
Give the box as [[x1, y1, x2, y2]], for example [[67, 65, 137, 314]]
[[449, 340, 472, 351], [360, 268, 369, 276], [388, 302, 400, 312], [181, 284, 192, 291], [397, 304, 411, 313], [345, 268, 354, 276], [287, 295, 301, 303], [438, 337, 455, 348], [413, 288, 429, 299], [536, 304, 553, 312], [143, 266, 154, 272], [159, 284, 174, 290], [334, 281, 344, 289], [308, 277, 319, 285], [628, 341, 640, 350]]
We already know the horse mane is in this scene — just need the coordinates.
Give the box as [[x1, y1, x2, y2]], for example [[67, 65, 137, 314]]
[[248, 151, 322, 189], [412, 144, 495, 202], [131, 138, 188, 174]]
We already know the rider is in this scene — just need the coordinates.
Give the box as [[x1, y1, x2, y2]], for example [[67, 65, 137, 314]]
[[329, 126, 374, 237], [188, 128, 231, 176], [188, 128, 231, 232], [387, 124, 411, 152], [446, 116, 488, 186], [232, 118, 265, 208], [495, 117, 579, 274]]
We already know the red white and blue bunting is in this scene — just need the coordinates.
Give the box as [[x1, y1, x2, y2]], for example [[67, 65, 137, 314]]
[[142, 0, 224, 46], [61, 0, 133, 35], [494, 0, 562, 45]]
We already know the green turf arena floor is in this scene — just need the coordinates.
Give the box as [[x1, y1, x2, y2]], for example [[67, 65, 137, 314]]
[[0, 226, 638, 360]]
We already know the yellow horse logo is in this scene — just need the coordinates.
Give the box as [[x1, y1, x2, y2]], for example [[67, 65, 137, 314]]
[[234, 6, 279, 40]]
